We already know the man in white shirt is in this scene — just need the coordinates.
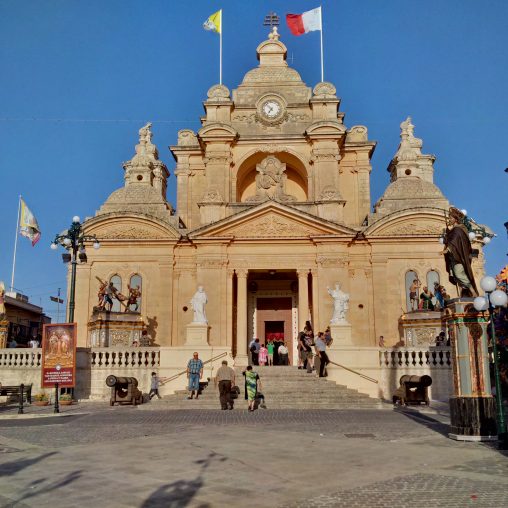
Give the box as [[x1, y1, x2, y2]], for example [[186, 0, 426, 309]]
[[278, 342, 289, 365]]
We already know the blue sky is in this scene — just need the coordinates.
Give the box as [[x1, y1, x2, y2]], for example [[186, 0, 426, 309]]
[[0, 1, 507, 319]]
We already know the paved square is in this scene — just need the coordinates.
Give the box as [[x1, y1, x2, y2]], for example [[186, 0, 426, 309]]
[[0, 404, 507, 507]]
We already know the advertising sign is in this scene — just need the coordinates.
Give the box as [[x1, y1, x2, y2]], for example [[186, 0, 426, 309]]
[[41, 323, 77, 388]]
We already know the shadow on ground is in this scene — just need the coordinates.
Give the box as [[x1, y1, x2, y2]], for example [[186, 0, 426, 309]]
[[141, 451, 227, 508], [0, 452, 57, 477]]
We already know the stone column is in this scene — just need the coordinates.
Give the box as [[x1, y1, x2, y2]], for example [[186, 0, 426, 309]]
[[311, 269, 320, 331], [226, 269, 234, 347], [446, 299, 496, 441], [235, 269, 248, 365], [297, 269, 309, 332]]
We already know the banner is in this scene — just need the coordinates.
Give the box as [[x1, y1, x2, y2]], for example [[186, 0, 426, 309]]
[[41, 323, 77, 388]]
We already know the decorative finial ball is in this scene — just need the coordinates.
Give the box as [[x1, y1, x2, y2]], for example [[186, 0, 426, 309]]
[[480, 276, 497, 293], [483, 236, 491, 245], [460, 209, 468, 216], [468, 231, 476, 241], [72, 216, 80, 224], [490, 290, 508, 307], [473, 296, 489, 312]]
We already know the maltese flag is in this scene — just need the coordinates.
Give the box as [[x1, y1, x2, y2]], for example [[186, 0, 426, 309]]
[[286, 7, 322, 35]]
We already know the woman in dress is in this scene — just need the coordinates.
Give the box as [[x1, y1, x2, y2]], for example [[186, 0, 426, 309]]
[[258, 343, 268, 366], [243, 365, 262, 411]]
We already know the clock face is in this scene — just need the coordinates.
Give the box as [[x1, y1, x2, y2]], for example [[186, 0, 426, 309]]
[[262, 100, 282, 118]]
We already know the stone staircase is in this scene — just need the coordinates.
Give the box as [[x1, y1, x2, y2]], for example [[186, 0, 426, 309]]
[[145, 366, 382, 410]]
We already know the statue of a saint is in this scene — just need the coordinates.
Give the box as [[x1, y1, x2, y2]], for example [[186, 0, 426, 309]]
[[443, 207, 478, 297], [327, 283, 350, 324], [190, 286, 208, 324]]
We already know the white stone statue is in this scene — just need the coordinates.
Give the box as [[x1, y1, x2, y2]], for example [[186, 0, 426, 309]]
[[327, 283, 350, 324], [190, 286, 208, 324]]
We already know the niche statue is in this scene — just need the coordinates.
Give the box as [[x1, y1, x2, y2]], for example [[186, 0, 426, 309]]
[[190, 286, 208, 324]]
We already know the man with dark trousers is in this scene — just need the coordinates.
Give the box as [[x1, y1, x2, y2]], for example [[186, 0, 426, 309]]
[[314, 332, 329, 377], [215, 360, 236, 410]]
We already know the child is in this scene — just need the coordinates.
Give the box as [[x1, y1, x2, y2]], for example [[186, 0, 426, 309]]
[[149, 371, 166, 400], [258, 343, 268, 366], [266, 340, 274, 366]]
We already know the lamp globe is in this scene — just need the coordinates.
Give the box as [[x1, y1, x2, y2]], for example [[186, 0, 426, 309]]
[[50, 242, 58, 250], [63, 237, 72, 247], [483, 237, 491, 244], [480, 276, 497, 293], [490, 290, 508, 308], [93, 242, 100, 250], [72, 216, 80, 223], [468, 231, 476, 241], [473, 296, 489, 312]]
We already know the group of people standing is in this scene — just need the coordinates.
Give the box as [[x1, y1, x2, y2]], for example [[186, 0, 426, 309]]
[[409, 279, 450, 312], [298, 321, 332, 378], [249, 337, 289, 366]]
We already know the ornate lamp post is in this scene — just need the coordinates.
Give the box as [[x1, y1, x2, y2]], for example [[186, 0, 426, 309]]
[[474, 276, 508, 447], [50, 216, 100, 322]]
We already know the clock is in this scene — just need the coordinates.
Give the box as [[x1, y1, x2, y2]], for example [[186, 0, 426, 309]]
[[262, 100, 282, 119]]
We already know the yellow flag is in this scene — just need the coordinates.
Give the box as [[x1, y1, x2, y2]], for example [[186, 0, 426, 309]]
[[203, 9, 221, 34]]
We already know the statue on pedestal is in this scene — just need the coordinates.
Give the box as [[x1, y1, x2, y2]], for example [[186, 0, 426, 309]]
[[190, 286, 208, 324], [327, 283, 350, 324], [443, 207, 478, 297]]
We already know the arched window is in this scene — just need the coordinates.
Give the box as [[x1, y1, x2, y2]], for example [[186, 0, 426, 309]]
[[128, 274, 142, 312], [426, 270, 440, 307], [109, 275, 122, 312], [405, 271, 420, 312]]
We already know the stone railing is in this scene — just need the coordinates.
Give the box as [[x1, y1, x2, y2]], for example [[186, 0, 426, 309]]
[[89, 347, 160, 369], [380, 347, 451, 368], [0, 348, 42, 368]]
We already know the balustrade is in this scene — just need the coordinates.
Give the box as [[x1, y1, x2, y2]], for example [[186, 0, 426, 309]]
[[90, 347, 160, 369], [379, 347, 451, 368], [0, 348, 42, 368]]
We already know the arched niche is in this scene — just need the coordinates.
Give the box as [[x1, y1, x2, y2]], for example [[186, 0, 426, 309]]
[[235, 151, 309, 203]]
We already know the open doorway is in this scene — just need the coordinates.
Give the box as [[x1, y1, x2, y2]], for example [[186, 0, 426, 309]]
[[265, 321, 285, 365]]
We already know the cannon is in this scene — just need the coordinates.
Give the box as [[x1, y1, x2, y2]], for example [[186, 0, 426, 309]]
[[106, 375, 143, 406], [392, 374, 432, 406]]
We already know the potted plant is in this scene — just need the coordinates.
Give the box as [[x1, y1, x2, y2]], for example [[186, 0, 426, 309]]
[[33, 392, 49, 406], [59, 393, 74, 406]]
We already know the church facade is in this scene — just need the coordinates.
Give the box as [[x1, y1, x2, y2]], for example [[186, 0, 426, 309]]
[[74, 29, 484, 365]]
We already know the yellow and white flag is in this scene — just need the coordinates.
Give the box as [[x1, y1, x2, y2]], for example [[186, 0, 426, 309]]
[[203, 9, 221, 34], [19, 198, 41, 246]]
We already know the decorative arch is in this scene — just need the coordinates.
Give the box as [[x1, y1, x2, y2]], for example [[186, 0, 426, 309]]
[[405, 270, 420, 312], [109, 274, 122, 312], [234, 149, 310, 203]]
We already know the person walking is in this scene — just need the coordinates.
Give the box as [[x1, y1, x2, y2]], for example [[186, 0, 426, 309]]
[[186, 352, 204, 399], [267, 340, 274, 366], [249, 338, 260, 366], [149, 371, 167, 400], [315, 332, 329, 377], [303, 332, 314, 373], [215, 360, 235, 410], [258, 343, 268, 366], [278, 342, 289, 365], [243, 365, 262, 412]]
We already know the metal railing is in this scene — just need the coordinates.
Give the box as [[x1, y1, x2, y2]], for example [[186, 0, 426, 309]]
[[328, 360, 379, 384], [160, 351, 229, 385]]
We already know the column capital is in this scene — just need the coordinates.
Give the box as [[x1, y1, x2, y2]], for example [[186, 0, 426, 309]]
[[235, 269, 248, 278], [227, 268, 236, 278], [297, 268, 310, 278]]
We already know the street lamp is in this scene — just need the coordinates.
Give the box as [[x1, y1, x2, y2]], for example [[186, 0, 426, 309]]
[[474, 275, 508, 447], [50, 216, 100, 322]]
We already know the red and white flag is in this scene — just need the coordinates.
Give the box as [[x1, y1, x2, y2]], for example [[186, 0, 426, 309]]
[[286, 7, 322, 36]]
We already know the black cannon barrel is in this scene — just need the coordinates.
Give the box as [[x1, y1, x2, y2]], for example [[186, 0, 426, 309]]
[[399, 374, 432, 387], [105, 375, 139, 388]]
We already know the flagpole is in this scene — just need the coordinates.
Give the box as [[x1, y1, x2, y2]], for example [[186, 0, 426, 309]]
[[320, 5, 324, 82], [10, 195, 21, 292], [219, 9, 223, 85]]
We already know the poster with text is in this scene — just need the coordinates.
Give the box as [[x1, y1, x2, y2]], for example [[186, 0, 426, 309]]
[[41, 323, 77, 388]]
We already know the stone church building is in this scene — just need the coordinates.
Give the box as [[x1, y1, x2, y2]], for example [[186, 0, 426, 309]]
[[74, 29, 483, 368]]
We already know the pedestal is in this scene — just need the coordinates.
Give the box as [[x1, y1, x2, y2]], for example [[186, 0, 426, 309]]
[[330, 322, 352, 345], [87, 310, 144, 347], [446, 298, 496, 441], [185, 322, 210, 346]]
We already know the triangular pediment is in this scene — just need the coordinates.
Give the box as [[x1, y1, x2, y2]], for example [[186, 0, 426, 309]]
[[188, 202, 356, 240]]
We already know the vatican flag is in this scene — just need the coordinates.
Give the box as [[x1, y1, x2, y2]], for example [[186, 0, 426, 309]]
[[19, 198, 41, 246], [203, 9, 221, 34]]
